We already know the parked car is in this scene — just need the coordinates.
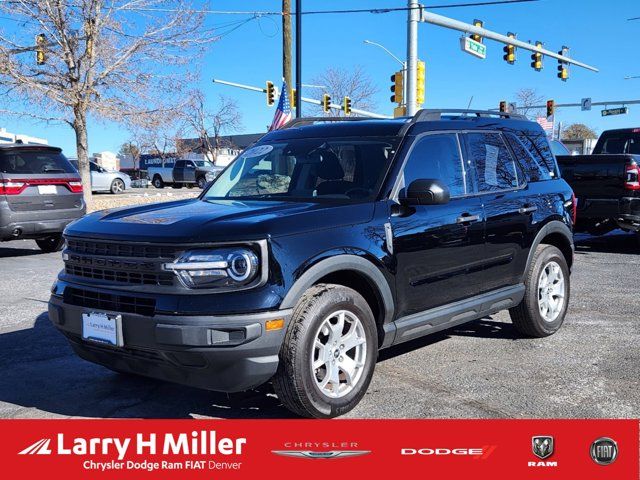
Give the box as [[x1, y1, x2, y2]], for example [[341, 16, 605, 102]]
[[556, 128, 640, 237], [550, 139, 570, 157], [49, 110, 575, 418], [70, 160, 132, 194], [0, 143, 85, 252], [148, 159, 221, 189]]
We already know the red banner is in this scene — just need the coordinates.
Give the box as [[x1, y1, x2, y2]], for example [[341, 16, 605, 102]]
[[0, 419, 636, 479]]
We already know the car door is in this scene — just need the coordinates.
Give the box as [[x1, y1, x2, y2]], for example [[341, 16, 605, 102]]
[[90, 162, 107, 191], [462, 131, 531, 291], [390, 132, 486, 318], [183, 160, 197, 183], [173, 160, 185, 183]]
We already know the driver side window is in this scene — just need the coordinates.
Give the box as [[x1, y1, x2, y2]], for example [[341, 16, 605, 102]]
[[401, 133, 468, 198]]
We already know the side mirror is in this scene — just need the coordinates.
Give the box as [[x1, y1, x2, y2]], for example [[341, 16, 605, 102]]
[[400, 179, 450, 206]]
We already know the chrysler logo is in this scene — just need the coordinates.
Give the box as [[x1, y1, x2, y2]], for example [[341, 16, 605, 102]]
[[532, 436, 554, 459], [271, 450, 370, 459]]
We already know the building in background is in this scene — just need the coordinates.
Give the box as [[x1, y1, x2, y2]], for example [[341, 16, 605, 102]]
[[561, 138, 597, 155], [92, 151, 119, 171], [177, 133, 264, 167], [0, 127, 48, 145]]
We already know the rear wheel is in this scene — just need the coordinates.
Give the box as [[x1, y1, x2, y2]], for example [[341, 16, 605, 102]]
[[509, 244, 570, 337], [152, 176, 164, 189], [35, 234, 65, 253], [110, 178, 125, 194], [273, 284, 377, 418]]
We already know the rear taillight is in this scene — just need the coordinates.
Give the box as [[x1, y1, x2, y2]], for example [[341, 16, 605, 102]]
[[571, 193, 577, 225], [0, 179, 26, 195], [68, 180, 83, 193], [625, 162, 640, 190]]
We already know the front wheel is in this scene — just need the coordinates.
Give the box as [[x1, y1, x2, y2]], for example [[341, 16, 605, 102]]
[[509, 244, 570, 337], [35, 234, 65, 253], [197, 176, 207, 189], [152, 176, 164, 189], [110, 178, 125, 194], [273, 284, 378, 418]]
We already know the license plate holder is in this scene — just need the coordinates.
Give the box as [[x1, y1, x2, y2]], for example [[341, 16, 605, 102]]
[[37, 185, 58, 195], [82, 312, 123, 347]]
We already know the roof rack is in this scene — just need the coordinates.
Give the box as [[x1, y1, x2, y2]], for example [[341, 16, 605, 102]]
[[282, 116, 386, 129], [398, 108, 527, 136]]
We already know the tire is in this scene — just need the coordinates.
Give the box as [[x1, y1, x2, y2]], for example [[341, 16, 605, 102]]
[[273, 284, 378, 418], [35, 234, 65, 253], [509, 244, 570, 337], [110, 178, 125, 194], [152, 176, 164, 189], [197, 176, 207, 189]]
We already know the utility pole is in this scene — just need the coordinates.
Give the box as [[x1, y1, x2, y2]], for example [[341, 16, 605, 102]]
[[406, 0, 420, 116], [295, 0, 302, 117], [282, 0, 292, 88]]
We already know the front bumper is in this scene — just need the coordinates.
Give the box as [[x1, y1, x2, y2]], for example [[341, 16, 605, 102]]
[[48, 294, 291, 392]]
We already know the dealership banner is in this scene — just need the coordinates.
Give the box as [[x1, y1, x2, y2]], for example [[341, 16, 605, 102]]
[[0, 419, 636, 479]]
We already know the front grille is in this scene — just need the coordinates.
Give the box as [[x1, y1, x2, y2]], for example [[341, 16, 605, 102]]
[[65, 287, 156, 316], [65, 264, 174, 286], [66, 238, 179, 259], [64, 238, 181, 288]]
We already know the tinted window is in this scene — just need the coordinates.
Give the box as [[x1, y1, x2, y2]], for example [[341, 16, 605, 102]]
[[517, 132, 557, 177], [505, 133, 552, 182], [0, 150, 76, 174], [400, 134, 467, 197], [598, 133, 640, 154], [89, 162, 98, 172], [465, 133, 521, 192], [175, 160, 185, 168]]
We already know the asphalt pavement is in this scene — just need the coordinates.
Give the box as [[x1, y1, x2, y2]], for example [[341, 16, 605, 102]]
[[0, 232, 638, 419]]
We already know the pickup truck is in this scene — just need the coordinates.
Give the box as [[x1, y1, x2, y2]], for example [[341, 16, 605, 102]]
[[148, 159, 221, 189], [557, 128, 640, 237]]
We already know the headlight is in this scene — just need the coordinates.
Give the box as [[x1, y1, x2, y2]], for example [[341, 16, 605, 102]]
[[163, 247, 260, 289]]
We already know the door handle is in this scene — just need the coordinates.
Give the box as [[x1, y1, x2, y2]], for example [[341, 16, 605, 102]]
[[456, 214, 480, 224], [518, 206, 538, 214]]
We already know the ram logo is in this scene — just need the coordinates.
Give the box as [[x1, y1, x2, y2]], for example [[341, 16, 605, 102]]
[[532, 436, 554, 459]]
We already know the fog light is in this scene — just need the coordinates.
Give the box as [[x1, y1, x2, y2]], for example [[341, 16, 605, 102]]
[[265, 319, 284, 331]]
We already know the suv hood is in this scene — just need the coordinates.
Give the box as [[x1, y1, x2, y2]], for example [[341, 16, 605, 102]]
[[65, 198, 375, 243]]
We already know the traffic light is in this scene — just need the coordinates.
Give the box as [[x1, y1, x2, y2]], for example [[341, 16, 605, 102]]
[[557, 46, 569, 81], [390, 71, 404, 104], [503, 32, 516, 64], [35, 33, 46, 65], [471, 19, 483, 43], [266, 81, 275, 106], [416, 60, 426, 105], [530, 41, 543, 71], [291, 89, 296, 108], [546, 99, 555, 117], [343, 96, 352, 115], [499, 101, 507, 113], [322, 93, 331, 113]]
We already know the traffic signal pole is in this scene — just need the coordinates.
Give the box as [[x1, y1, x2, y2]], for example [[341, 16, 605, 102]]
[[406, 0, 420, 116]]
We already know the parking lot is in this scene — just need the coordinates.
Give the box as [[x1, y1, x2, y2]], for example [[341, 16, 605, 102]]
[[0, 231, 638, 419]]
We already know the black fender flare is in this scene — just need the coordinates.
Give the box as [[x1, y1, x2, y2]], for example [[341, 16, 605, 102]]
[[280, 254, 395, 326], [526, 220, 574, 271]]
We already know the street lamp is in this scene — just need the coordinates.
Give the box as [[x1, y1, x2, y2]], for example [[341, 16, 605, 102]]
[[363, 40, 407, 112]]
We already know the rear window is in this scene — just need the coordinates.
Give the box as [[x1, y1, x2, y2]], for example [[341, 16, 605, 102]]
[[598, 133, 640, 154], [0, 150, 76, 174]]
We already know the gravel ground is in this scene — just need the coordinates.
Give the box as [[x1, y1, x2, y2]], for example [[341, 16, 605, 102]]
[[0, 231, 638, 419], [89, 188, 200, 212]]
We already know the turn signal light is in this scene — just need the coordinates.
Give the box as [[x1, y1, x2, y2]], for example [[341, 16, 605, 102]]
[[624, 163, 640, 190], [265, 319, 285, 331], [68, 180, 83, 193]]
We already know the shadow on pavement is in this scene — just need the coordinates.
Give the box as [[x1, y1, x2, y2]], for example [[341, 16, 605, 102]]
[[0, 312, 294, 419], [0, 245, 43, 258], [574, 231, 639, 255]]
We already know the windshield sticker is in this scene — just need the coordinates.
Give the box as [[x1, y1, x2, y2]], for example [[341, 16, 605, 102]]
[[242, 145, 273, 158]]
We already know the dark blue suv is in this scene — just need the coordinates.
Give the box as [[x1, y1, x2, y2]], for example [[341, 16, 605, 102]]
[[49, 110, 575, 418]]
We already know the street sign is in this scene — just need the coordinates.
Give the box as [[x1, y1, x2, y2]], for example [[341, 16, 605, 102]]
[[460, 36, 487, 59], [601, 107, 629, 117], [581, 98, 592, 111]]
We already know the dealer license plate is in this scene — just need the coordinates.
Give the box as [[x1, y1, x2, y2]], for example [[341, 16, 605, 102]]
[[82, 312, 123, 347], [37, 185, 57, 195]]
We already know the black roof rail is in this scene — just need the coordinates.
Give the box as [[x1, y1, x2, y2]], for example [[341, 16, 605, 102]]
[[282, 116, 387, 129], [398, 108, 528, 136]]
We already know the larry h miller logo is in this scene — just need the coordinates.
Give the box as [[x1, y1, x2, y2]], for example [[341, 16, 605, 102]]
[[528, 436, 557, 468], [19, 439, 52, 455]]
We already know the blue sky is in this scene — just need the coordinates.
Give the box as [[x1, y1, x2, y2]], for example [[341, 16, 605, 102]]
[[2, 0, 640, 156]]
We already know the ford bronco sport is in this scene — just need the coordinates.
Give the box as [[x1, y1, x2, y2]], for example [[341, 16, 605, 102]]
[[49, 110, 575, 418]]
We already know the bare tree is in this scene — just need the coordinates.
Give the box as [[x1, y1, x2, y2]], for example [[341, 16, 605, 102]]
[[562, 123, 598, 140], [513, 88, 545, 119], [180, 92, 243, 161], [311, 66, 378, 116], [0, 1, 215, 206]]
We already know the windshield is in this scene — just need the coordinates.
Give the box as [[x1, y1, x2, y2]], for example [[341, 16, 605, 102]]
[[0, 149, 76, 174], [193, 160, 210, 167], [204, 137, 399, 202], [550, 140, 570, 157]]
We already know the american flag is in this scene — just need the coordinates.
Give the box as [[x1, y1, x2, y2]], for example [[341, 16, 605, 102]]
[[536, 115, 554, 134], [269, 81, 293, 131]]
